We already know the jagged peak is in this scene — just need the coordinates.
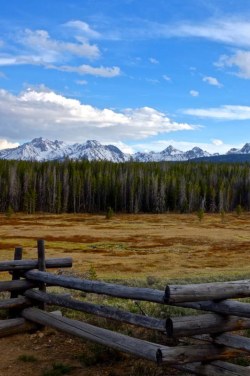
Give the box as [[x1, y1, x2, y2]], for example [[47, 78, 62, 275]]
[[161, 145, 182, 155], [1, 137, 250, 162], [85, 140, 101, 148], [241, 143, 250, 153], [191, 146, 203, 152], [31, 137, 48, 144]]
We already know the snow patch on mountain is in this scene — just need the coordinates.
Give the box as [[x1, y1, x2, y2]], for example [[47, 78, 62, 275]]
[[227, 143, 250, 155], [134, 145, 210, 162], [0, 138, 250, 162], [0, 138, 130, 162]]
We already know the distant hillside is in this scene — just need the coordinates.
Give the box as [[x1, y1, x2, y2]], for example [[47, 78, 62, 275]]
[[194, 154, 250, 163]]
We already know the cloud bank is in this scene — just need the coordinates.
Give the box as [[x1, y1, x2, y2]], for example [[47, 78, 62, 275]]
[[0, 87, 195, 143]]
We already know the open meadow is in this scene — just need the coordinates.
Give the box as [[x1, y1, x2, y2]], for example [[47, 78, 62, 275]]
[[1, 212, 250, 376], [0, 212, 250, 282]]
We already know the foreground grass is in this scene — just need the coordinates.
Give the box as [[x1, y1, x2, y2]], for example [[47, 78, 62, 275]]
[[1, 213, 250, 375]]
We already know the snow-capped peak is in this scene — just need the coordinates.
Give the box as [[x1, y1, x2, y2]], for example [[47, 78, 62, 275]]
[[1, 138, 250, 162], [161, 145, 183, 156]]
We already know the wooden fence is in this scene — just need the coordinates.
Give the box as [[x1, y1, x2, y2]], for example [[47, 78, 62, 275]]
[[0, 240, 250, 375]]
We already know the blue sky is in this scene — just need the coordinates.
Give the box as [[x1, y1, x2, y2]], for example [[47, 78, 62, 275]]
[[1, 0, 250, 154]]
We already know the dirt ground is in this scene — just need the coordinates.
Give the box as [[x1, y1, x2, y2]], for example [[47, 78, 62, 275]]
[[0, 212, 250, 375]]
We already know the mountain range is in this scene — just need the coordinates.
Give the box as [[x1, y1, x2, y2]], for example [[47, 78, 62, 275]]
[[0, 137, 250, 163]]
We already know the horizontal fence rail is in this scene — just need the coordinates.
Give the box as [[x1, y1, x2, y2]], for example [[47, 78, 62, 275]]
[[25, 269, 250, 304], [177, 299, 250, 318], [0, 258, 72, 271], [0, 279, 36, 292], [0, 317, 37, 337], [21, 308, 244, 365], [24, 270, 167, 303], [24, 289, 168, 333]]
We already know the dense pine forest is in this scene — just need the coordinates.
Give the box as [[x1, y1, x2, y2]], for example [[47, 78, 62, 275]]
[[1, 159, 250, 214]]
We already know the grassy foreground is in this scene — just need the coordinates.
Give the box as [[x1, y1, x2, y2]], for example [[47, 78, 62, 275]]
[[1, 212, 250, 375]]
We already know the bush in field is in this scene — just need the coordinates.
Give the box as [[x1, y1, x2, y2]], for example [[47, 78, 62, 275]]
[[5, 205, 14, 218], [220, 209, 225, 223], [236, 204, 243, 216], [106, 207, 114, 220], [197, 208, 204, 222]]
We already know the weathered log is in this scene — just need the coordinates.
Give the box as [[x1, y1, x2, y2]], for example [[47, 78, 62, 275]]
[[175, 360, 250, 376], [169, 313, 250, 337], [0, 318, 37, 337], [166, 280, 250, 303], [25, 271, 166, 303], [195, 333, 250, 353], [25, 289, 167, 332], [178, 299, 250, 318], [160, 344, 242, 365], [37, 239, 46, 310], [0, 258, 72, 272], [0, 280, 36, 292], [21, 307, 165, 363], [10, 247, 23, 299], [0, 296, 30, 310], [25, 271, 250, 304], [22, 308, 242, 365]]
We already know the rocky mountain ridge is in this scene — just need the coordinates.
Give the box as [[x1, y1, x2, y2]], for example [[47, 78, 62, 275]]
[[0, 137, 249, 162]]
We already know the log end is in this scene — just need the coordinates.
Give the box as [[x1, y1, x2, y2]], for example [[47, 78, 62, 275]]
[[165, 317, 173, 337], [164, 285, 170, 303], [156, 349, 162, 365]]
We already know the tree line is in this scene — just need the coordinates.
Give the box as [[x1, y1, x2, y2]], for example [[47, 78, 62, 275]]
[[1, 159, 250, 214]]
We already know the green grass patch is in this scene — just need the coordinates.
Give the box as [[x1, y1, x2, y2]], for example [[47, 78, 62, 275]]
[[18, 354, 38, 363], [42, 363, 73, 376]]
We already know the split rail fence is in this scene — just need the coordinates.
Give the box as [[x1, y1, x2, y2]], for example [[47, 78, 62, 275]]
[[0, 240, 250, 375]]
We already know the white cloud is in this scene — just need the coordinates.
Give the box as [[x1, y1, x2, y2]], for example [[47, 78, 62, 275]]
[[104, 141, 135, 154], [216, 50, 250, 79], [170, 18, 250, 48], [163, 75, 171, 81], [212, 139, 223, 146], [184, 105, 250, 120], [20, 29, 100, 60], [0, 87, 195, 143], [203, 76, 222, 87], [110, 17, 250, 48], [49, 64, 121, 77], [63, 20, 101, 39], [0, 27, 101, 69], [0, 139, 19, 150], [149, 57, 159, 64], [135, 18, 250, 48], [190, 90, 199, 97]]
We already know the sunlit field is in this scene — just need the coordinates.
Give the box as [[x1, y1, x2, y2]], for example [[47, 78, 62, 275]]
[[1, 212, 250, 282]]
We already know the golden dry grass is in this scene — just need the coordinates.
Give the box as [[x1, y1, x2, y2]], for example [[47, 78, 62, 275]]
[[0, 212, 250, 281]]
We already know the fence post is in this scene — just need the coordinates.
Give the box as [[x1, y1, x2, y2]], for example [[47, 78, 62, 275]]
[[10, 247, 23, 299], [9, 247, 23, 317], [37, 239, 46, 310]]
